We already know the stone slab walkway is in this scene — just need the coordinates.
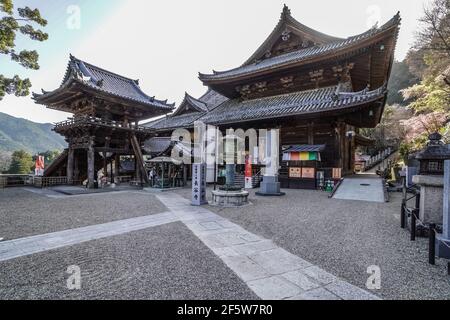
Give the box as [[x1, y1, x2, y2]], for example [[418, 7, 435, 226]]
[[155, 193, 380, 300], [0, 211, 176, 262], [0, 190, 381, 300], [333, 177, 385, 203]]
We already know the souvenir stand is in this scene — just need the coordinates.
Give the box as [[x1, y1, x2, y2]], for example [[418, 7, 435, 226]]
[[280, 145, 326, 190]]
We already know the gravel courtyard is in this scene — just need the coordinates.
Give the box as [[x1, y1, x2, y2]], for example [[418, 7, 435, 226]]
[[0, 185, 449, 300], [0, 222, 258, 300], [174, 187, 450, 300], [0, 188, 167, 240]]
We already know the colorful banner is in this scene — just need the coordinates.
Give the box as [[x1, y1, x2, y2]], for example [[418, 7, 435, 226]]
[[286, 152, 319, 161]]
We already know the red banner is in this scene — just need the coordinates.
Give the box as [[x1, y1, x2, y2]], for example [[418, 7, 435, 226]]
[[245, 156, 252, 178]]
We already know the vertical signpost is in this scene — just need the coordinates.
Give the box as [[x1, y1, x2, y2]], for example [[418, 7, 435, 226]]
[[192, 121, 208, 206], [192, 163, 207, 205]]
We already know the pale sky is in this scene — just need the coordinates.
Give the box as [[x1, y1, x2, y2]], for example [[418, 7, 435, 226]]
[[0, 0, 433, 123]]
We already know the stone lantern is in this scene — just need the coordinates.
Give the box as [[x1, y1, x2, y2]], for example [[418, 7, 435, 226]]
[[412, 133, 450, 225], [416, 133, 449, 175]]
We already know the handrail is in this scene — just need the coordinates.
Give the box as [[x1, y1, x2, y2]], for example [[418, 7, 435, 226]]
[[54, 116, 153, 132]]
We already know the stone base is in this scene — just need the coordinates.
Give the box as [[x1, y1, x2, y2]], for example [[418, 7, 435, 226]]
[[436, 234, 450, 259], [211, 189, 249, 207], [256, 176, 285, 197], [412, 175, 444, 225]]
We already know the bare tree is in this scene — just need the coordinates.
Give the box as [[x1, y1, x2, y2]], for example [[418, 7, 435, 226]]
[[415, 0, 450, 54]]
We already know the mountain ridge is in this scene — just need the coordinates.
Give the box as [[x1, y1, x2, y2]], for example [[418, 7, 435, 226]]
[[0, 112, 67, 154]]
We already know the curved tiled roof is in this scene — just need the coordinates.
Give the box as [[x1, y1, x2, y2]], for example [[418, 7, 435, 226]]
[[243, 5, 342, 66], [34, 55, 175, 110], [198, 85, 387, 125], [145, 111, 206, 131], [199, 12, 400, 82], [145, 85, 387, 131]]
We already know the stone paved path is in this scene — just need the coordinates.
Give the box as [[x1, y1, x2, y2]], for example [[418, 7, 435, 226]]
[[0, 191, 381, 300], [0, 211, 176, 262], [333, 177, 385, 203], [155, 193, 380, 300]]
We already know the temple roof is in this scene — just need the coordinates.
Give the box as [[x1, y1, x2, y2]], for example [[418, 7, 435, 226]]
[[172, 92, 209, 116], [199, 85, 387, 125], [33, 55, 175, 111], [144, 137, 173, 155], [147, 84, 387, 131], [283, 145, 326, 153], [147, 110, 206, 131], [243, 5, 342, 66], [144, 89, 228, 130], [199, 11, 401, 83]]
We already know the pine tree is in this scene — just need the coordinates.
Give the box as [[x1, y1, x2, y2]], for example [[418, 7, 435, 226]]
[[0, 0, 48, 101], [8, 150, 33, 174]]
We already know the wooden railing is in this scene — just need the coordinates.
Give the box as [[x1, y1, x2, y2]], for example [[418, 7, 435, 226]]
[[0, 175, 34, 188], [33, 176, 68, 188], [54, 116, 153, 133]]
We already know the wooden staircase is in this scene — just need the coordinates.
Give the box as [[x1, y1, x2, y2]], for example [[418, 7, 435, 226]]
[[44, 149, 68, 177], [130, 133, 150, 184]]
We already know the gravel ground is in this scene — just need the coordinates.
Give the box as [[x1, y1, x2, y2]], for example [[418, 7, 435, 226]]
[[0, 188, 168, 240], [174, 187, 450, 300], [0, 222, 258, 300]]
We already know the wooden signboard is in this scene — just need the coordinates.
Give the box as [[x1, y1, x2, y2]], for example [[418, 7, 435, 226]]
[[301, 167, 315, 179], [332, 168, 342, 179], [289, 167, 302, 178]]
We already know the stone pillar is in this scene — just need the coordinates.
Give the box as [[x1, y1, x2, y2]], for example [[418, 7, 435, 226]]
[[437, 160, 450, 258], [87, 138, 95, 189], [67, 147, 74, 184], [256, 129, 285, 196]]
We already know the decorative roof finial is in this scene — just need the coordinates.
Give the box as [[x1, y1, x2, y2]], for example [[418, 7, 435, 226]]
[[282, 4, 291, 18]]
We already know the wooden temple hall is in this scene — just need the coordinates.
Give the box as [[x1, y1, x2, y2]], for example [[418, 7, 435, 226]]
[[34, 6, 400, 189], [33, 55, 175, 188]]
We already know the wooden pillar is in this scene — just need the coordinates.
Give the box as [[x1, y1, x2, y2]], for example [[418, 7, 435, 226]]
[[103, 152, 107, 177], [74, 152, 79, 182], [335, 121, 345, 169], [110, 159, 114, 183], [307, 122, 314, 145], [115, 154, 120, 182], [183, 164, 188, 186], [135, 155, 141, 182], [87, 137, 95, 189], [67, 147, 74, 184]]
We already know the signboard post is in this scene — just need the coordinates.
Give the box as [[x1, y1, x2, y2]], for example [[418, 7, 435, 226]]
[[192, 163, 207, 205]]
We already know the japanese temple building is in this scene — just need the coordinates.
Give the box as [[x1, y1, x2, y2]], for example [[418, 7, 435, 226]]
[[34, 5, 400, 188], [33, 55, 174, 188], [145, 6, 400, 181]]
